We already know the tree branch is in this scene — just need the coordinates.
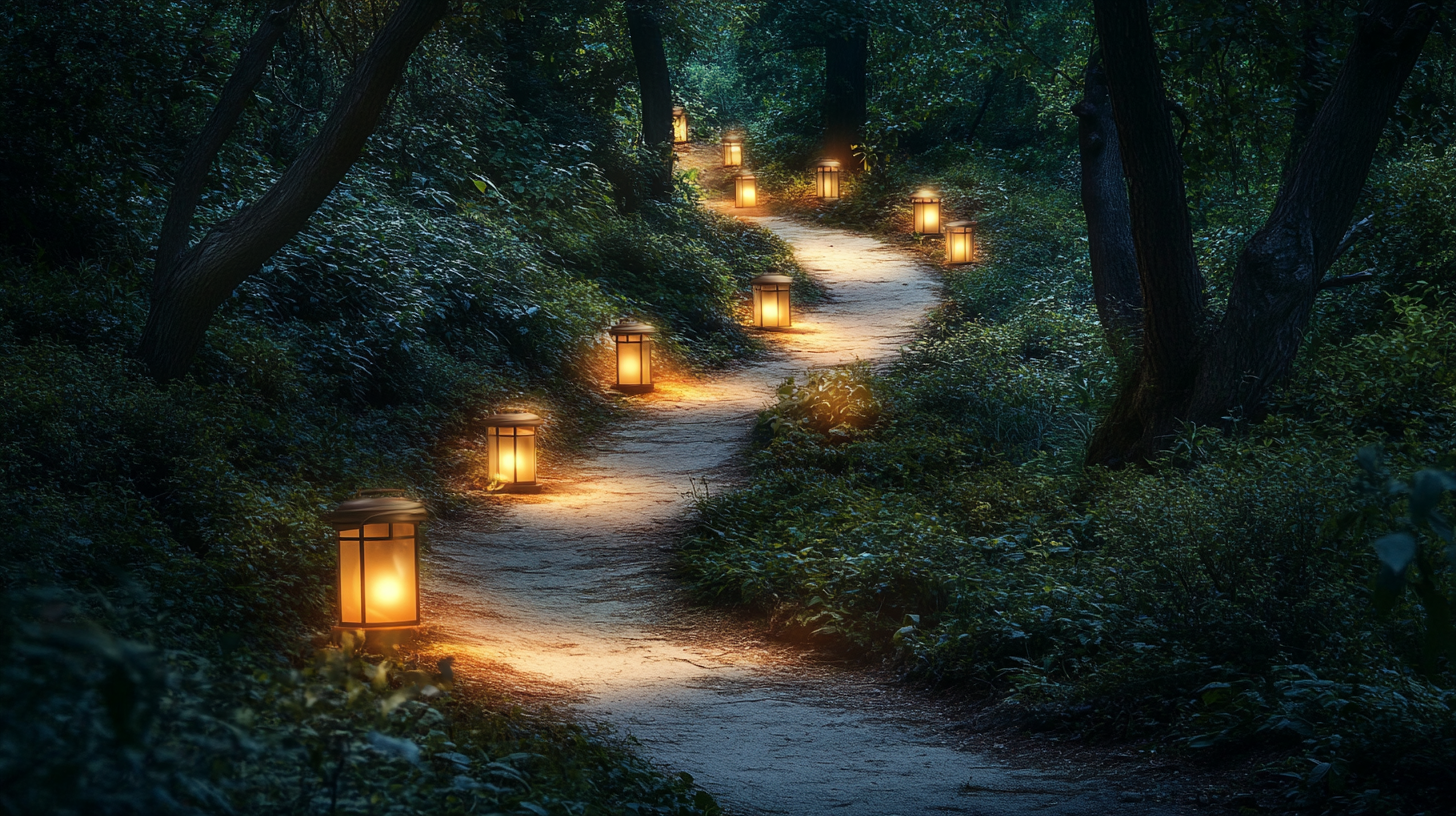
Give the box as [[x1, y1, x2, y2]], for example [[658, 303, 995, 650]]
[[155, 1, 295, 291], [1319, 269, 1377, 289]]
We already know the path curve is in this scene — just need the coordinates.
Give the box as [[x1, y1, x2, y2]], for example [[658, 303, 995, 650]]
[[426, 214, 1167, 814]]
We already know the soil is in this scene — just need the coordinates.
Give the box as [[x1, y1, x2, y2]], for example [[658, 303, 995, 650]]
[[421, 146, 1200, 815]]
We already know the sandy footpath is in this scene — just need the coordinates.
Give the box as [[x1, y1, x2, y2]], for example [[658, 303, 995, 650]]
[[424, 163, 1177, 814]]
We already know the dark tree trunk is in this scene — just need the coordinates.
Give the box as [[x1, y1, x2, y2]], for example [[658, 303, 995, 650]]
[[1084, 0, 1440, 467], [1072, 51, 1141, 354], [1282, 0, 1333, 183], [624, 0, 673, 199], [823, 31, 868, 169], [139, 0, 450, 381]]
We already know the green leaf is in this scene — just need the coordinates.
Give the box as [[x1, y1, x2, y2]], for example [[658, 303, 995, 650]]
[[1374, 532, 1417, 574]]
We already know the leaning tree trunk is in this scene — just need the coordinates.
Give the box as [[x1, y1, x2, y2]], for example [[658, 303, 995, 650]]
[[1083, 0, 1440, 467], [823, 31, 868, 169], [1072, 51, 1141, 355], [139, 0, 450, 382], [625, 0, 674, 200]]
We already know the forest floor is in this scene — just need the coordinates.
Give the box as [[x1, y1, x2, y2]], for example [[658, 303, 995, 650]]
[[417, 145, 1194, 815]]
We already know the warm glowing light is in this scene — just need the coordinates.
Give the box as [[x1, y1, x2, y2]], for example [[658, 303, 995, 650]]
[[911, 190, 942, 235], [483, 412, 543, 493], [722, 131, 743, 167], [750, 273, 792, 330], [672, 105, 689, 144], [815, 159, 841, 200], [372, 577, 402, 605], [609, 321, 656, 393], [946, 221, 978, 265], [323, 492, 427, 634], [735, 173, 758, 208]]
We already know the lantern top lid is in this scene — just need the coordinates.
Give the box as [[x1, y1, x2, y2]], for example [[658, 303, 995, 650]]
[[672, 104, 685, 115], [481, 410, 544, 428], [945, 220, 977, 229], [735, 170, 757, 179], [722, 130, 744, 143], [910, 189, 941, 201], [751, 273, 794, 285], [322, 489, 429, 527], [815, 158, 841, 169], [609, 320, 657, 337]]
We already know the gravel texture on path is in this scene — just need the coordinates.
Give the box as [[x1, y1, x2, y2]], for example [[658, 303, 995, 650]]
[[425, 162, 1180, 814]]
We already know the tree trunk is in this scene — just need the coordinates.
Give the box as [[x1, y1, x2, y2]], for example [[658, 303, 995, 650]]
[[1282, 0, 1332, 184], [965, 67, 1004, 145], [1084, 0, 1440, 467], [823, 31, 868, 169], [624, 0, 673, 200], [139, 0, 450, 382], [1072, 51, 1141, 355]]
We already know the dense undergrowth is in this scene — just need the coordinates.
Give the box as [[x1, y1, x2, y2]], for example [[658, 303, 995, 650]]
[[0, 2, 806, 812], [681, 146, 1456, 814]]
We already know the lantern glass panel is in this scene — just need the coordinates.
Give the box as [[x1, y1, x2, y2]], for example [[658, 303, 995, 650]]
[[735, 175, 757, 208], [723, 142, 742, 167], [912, 194, 942, 235], [338, 523, 417, 626], [616, 337, 651, 385], [672, 108, 689, 143], [816, 167, 839, 199], [486, 427, 538, 487], [752, 281, 792, 329]]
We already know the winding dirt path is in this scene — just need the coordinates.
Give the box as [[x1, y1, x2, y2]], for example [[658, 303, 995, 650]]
[[424, 162, 1174, 814]]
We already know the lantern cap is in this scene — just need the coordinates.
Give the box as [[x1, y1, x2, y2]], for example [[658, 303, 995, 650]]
[[481, 410, 544, 428], [910, 189, 942, 201], [671, 104, 685, 115], [721, 130, 744, 143], [945, 220, 977, 228], [322, 489, 429, 527], [815, 158, 841, 169], [609, 320, 657, 337], [751, 273, 794, 285], [735, 171, 757, 179]]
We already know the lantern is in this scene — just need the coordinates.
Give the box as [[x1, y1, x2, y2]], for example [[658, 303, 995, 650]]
[[911, 189, 942, 235], [814, 158, 841, 200], [609, 320, 656, 393], [945, 220, 978, 264], [323, 489, 429, 634], [482, 411, 544, 493], [722, 131, 743, 167], [671, 105, 689, 144], [734, 172, 758, 208], [750, 274, 793, 330]]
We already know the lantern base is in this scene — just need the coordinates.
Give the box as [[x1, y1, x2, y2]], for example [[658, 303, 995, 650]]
[[754, 325, 793, 332], [613, 383, 655, 394], [490, 482, 542, 495], [331, 624, 419, 648]]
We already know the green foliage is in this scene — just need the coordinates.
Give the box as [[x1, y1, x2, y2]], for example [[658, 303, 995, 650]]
[[682, 148, 1456, 812]]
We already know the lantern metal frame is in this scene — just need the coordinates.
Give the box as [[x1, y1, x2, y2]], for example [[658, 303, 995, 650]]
[[322, 489, 429, 634], [814, 159, 842, 200], [609, 320, 657, 394], [945, 220, 978, 265], [482, 411, 544, 494], [910, 189, 943, 235], [734, 172, 758, 209], [671, 105, 689, 144], [750, 273, 793, 330], [721, 131, 744, 167]]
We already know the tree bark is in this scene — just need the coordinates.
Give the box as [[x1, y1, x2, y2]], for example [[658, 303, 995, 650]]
[[154, 1, 295, 293], [1282, 0, 1333, 183], [1072, 51, 1141, 354], [624, 0, 673, 199], [823, 31, 868, 169], [1085, 0, 1440, 466], [139, 0, 450, 382]]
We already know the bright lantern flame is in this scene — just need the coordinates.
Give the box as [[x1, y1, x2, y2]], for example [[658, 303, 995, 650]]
[[619, 354, 640, 380], [371, 577, 402, 605], [762, 299, 778, 322], [498, 451, 515, 479], [923, 208, 938, 231]]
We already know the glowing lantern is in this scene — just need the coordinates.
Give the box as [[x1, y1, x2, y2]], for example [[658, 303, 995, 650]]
[[750, 273, 793, 330], [323, 489, 429, 634], [945, 220, 978, 264], [610, 320, 656, 393], [911, 189, 942, 235], [672, 105, 689, 144], [734, 172, 758, 208], [815, 159, 841, 200], [722, 131, 744, 167], [482, 411, 543, 493]]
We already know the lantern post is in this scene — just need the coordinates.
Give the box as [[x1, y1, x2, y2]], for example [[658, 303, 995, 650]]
[[722, 131, 743, 167], [609, 320, 656, 393], [945, 220, 978, 264], [734, 172, 758, 208], [323, 489, 429, 639], [911, 190, 942, 235], [750, 274, 793, 330], [671, 105, 689, 144], [482, 411, 544, 494], [814, 159, 842, 200]]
